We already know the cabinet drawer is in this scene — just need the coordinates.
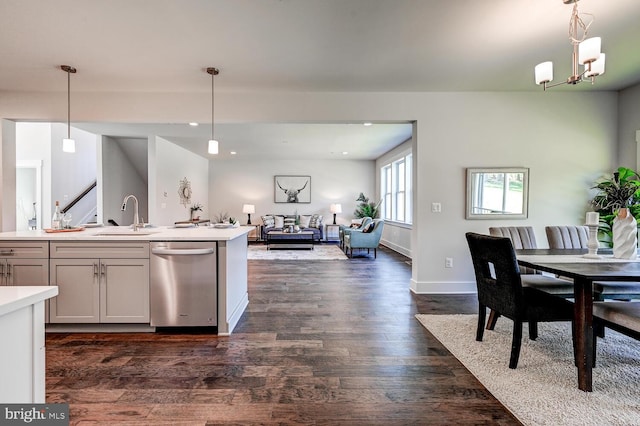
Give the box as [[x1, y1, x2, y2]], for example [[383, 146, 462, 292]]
[[0, 241, 49, 258], [50, 242, 150, 259]]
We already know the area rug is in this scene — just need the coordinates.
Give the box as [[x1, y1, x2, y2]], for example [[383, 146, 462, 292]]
[[247, 244, 347, 260], [415, 314, 640, 426]]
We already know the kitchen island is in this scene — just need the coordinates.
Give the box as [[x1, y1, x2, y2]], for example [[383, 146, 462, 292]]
[[0, 286, 58, 402], [0, 225, 251, 335]]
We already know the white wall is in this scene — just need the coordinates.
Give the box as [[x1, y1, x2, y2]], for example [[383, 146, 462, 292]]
[[208, 158, 375, 227], [101, 136, 148, 226], [16, 122, 51, 230], [618, 82, 640, 169], [152, 136, 208, 226], [0, 89, 619, 293]]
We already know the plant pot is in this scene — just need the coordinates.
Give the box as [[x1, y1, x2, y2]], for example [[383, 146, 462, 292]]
[[613, 208, 638, 259]]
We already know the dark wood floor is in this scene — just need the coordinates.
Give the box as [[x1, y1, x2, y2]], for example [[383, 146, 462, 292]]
[[45, 245, 521, 425]]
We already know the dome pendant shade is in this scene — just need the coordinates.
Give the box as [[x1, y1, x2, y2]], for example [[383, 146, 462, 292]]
[[62, 138, 75, 153], [208, 139, 219, 154]]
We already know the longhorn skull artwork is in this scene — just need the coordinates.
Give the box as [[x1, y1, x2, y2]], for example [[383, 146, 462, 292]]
[[275, 176, 310, 203]]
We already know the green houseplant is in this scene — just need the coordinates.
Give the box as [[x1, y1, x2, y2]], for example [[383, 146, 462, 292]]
[[354, 193, 382, 219], [591, 167, 640, 247]]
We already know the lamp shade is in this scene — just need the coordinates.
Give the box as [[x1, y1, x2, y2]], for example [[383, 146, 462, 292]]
[[585, 53, 606, 77], [534, 61, 553, 85], [242, 204, 255, 214], [62, 138, 75, 153], [330, 203, 342, 214], [579, 37, 601, 65], [208, 139, 219, 154]]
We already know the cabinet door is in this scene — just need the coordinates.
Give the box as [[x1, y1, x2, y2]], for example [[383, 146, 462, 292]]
[[6, 259, 49, 286], [100, 259, 149, 323], [49, 259, 100, 323]]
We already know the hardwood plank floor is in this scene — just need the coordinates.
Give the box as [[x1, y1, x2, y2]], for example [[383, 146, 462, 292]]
[[45, 245, 521, 425]]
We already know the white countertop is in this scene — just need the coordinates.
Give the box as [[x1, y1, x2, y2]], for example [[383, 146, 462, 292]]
[[0, 225, 253, 242], [0, 286, 59, 317]]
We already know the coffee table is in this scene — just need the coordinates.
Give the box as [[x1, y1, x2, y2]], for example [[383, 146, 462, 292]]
[[266, 230, 314, 250]]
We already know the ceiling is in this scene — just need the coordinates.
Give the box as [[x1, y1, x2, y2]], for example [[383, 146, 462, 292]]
[[2, 0, 640, 158]]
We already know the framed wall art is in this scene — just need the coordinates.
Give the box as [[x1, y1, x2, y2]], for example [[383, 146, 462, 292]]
[[274, 175, 311, 203]]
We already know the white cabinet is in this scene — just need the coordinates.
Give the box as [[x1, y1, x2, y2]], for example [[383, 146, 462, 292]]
[[49, 242, 149, 323], [0, 242, 49, 286], [0, 242, 50, 322]]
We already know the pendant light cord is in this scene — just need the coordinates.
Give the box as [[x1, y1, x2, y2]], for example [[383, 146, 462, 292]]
[[67, 69, 71, 139], [206, 67, 219, 142]]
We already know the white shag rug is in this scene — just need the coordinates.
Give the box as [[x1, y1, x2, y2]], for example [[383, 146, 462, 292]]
[[247, 244, 347, 260], [415, 314, 640, 426]]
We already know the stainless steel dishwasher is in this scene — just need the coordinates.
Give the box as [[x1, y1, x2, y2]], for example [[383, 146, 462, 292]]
[[150, 241, 217, 327]]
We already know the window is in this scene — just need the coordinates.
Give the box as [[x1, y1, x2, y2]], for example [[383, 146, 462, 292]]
[[380, 153, 412, 225]]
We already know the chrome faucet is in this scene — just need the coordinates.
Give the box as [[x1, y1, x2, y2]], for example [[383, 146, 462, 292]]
[[121, 194, 142, 231]]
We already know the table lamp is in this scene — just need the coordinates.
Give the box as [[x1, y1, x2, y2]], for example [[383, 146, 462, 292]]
[[242, 204, 255, 225], [330, 203, 342, 225]]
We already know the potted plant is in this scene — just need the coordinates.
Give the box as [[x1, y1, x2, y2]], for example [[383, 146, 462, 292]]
[[190, 202, 203, 221], [354, 193, 382, 219], [591, 167, 640, 257]]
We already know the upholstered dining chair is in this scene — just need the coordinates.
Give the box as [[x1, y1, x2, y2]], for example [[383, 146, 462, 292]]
[[487, 226, 575, 329], [465, 232, 575, 369], [545, 225, 640, 301], [545, 225, 589, 249]]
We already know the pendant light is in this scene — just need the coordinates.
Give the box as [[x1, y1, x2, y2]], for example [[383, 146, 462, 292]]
[[60, 65, 77, 153], [206, 67, 219, 155]]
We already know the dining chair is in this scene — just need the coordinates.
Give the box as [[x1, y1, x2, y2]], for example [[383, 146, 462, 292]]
[[465, 232, 575, 369], [592, 301, 640, 365], [545, 225, 589, 249], [488, 226, 575, 329], [545, 225, 640, 301]]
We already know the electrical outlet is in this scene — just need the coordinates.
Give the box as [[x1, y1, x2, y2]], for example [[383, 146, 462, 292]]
[[432, 202, 442, 213], [445, 257, 453, 268]]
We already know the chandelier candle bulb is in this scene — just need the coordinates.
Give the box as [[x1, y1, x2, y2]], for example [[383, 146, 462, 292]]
[[586, 212, 599, 225]]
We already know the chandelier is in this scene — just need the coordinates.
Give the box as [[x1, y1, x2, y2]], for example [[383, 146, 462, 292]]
[[534, 0, 605, 90]]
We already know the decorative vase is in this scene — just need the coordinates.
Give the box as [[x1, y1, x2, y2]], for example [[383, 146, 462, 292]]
[[613, 208, 638, 259], [294, 225, 300, 233]]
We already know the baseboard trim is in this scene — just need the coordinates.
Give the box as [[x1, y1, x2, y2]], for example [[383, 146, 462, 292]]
[[410, 279, 477, 294], [222, 293, 249, 335], [46, 324, 156, 333], [380, 240, 411, 258]]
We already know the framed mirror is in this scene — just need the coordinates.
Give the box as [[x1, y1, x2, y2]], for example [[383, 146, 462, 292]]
[[466, 167, 529, 219]]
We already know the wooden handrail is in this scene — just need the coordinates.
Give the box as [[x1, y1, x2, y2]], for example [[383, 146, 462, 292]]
[[61, 180, 97, 214]]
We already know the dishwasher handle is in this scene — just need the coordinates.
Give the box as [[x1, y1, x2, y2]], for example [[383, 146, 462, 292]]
[[151, 247, 214, 256]]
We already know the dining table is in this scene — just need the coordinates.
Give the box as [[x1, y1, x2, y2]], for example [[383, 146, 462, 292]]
[[516, 248, 640, 392]]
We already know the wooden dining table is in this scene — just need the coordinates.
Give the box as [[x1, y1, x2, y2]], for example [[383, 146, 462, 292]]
[[516, 248, 640, 392]]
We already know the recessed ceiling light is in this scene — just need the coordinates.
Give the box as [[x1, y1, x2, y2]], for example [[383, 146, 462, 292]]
[[363, 122, 373, 126], [230, 151, 237, 155], [342, 151, 349, 155], [189, 122, 199, 126]]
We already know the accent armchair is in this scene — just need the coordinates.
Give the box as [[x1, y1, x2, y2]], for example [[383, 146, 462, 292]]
[[343, 219, 384, 258], [339, 217, 372, 249]]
